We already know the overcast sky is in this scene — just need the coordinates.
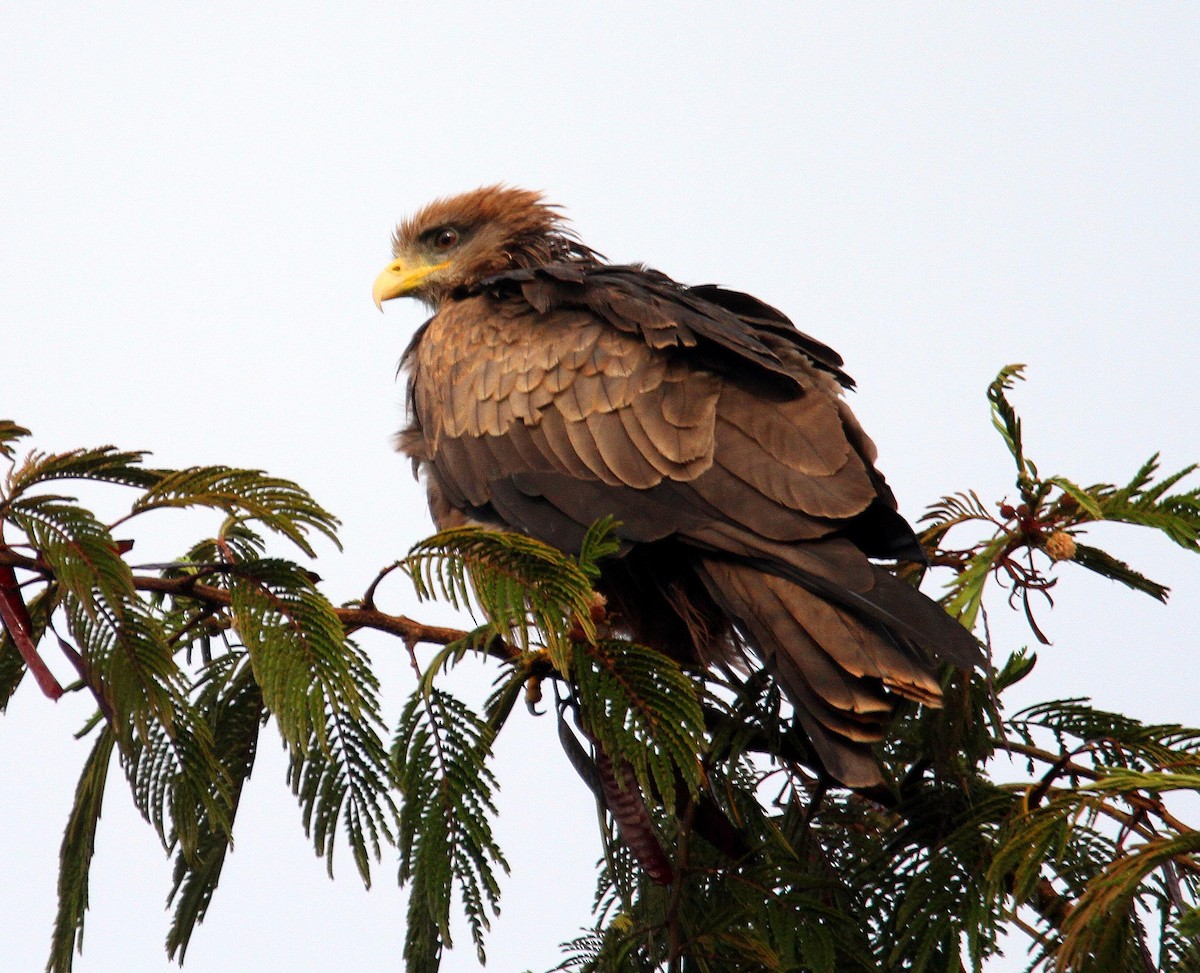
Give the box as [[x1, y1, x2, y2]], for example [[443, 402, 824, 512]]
[[2, 5, 1197, 972]]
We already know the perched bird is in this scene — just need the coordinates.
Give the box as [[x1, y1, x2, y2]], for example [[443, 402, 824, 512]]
[[374, 186, 980, 789]]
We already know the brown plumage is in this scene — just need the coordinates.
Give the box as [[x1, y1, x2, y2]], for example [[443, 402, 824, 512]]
[[374, 186, 981, 788]]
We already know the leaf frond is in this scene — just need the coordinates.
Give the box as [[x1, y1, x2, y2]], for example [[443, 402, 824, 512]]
[[47, 727, 116, 973], [130, 466, 341, 556], [394, 687, 508, 969]]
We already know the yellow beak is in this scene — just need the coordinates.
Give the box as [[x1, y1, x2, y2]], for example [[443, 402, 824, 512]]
[[372, 257, 451, 310]]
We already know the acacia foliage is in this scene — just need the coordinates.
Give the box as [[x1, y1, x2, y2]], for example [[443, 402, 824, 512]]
[[1, 365, 1199, 973], [0, 429, 393, 969]]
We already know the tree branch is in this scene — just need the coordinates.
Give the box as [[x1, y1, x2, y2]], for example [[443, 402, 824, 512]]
[[994, 737, 1199, 843], [0, 560, 62, 699], [0, 546, 507, 664]]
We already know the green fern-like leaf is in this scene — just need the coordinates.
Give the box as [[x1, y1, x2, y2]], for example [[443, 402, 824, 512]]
[[1010, 698, 1200, 770], [573, 640, 705, 812], [987, 364, 1031, 484], [1162, 907, 1200, 972], [4, 445, 160, 499], [130, 466, 341, 557], [287, 675, 397, 884], [1045, 475, 1106, 520], [406, 526, 604, 673], [577, 515, 622, 580], [0, 636, 24, 710], [121, 690, 232, 860], [940, 533, 1009, 629], [228, 558, 363, 745], [1058, 831, 1200, 972], [62, 591, 183, 742], [1087, 767, 1200, 795], [1046, 456, 1200, 556], [987, 705, 1200, 969], [9, 496, 136, 618], [48, 726, 116, 973], [166, 522, 268, 589], [226, 558, 394, 879], [166, 653, 264, 961], [482, 657, 530, 735], [918, 489, 993, 536], [394, 688, 508, 970], [883, 784, 1014, 972], [0, 420, 32, 459], [1070, 542, 1170, 601]]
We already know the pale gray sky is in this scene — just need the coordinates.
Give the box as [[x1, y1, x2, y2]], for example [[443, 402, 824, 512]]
[[2, 5, 1197, 972]]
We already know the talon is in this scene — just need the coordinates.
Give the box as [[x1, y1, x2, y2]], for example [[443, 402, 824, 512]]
[[525, 675, 544, 715]]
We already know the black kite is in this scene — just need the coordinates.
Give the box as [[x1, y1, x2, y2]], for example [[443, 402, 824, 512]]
[[374, 186, 980, 788]]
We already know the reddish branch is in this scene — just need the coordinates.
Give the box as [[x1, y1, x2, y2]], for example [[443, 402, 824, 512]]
[[0, 561, 63, 699]]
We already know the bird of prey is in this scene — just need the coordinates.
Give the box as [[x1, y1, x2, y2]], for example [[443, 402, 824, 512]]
[[373, 186, 980, 789]]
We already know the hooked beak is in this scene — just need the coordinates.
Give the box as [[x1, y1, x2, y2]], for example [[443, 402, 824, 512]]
[[372, 256, 451, 310]]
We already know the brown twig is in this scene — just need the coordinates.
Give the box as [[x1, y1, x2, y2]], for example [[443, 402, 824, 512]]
[[995, 737, 1198, 840], [360, 560, 405, 611], [0, 545, 511, 668], [52, 629, 115, 724]]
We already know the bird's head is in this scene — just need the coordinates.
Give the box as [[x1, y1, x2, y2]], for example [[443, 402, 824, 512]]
[[373, 185, 581, 311]]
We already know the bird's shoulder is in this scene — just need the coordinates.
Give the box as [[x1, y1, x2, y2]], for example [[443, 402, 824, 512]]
[[448, 262, 854, 391]]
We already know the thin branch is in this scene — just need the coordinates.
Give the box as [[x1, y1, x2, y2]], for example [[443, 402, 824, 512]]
[[360, 560, 404, 611], [0, 545, 492, 660], [51, 628, 115, 724], [994, 737, 1198, 841]]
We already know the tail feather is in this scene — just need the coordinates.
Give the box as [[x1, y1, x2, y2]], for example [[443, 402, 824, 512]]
[[689, 527, 981, 672], [714, 565, 893, 716], [696, 551, 978, 788], [764, 571, 944, 706], [863, 565, 983, 671]]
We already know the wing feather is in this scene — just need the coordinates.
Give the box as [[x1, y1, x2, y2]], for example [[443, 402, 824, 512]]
[[714, 417, 875, 519], [718, 385, 848, 475], [562, 410, 624, 484], [532, 409, 596, 481], [689, 464, 834, 542], [585, 411, 663, 489]]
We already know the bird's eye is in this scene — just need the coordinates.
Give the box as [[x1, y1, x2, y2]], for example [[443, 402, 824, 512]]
[[434, 228, 459, 250]]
